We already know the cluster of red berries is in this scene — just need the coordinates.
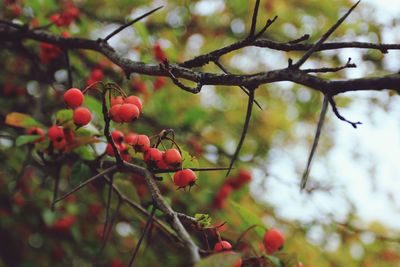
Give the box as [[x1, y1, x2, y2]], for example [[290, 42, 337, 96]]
[[213, 169, 252, 209], [47, 125, 75, 150], [105, 131, 148, 162], [213, 240, 242, 267], [2, 82, 26, 96], [49, 2, 79, 27], [63, 88, 92, 126], [109, 95, 142, 123], [39, 43, 62, 64], [86, 68, 104, 87], [39, 32, 70, 64]]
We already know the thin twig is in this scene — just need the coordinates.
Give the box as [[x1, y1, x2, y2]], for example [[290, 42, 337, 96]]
[[101, 173, 115, 252], [288, 34, 310, 44], [300, 95, 329, 190], [103, 6, 163, 42], [226, 88, 255, 176], [54, 165, 117, 203], [302, 57, 356, 73], [128, 204, 157, 267]]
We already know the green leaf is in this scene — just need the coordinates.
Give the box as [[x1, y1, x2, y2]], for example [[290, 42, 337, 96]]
[[15, 135, 41, 146], [114, 177, 140, 204], [70, 162, 91, 186], [195, 252, 241, 267], [5, 112, 43, 128], [230, 200, 265, 238], [55, 109, 73, 124], [73, 145, 96, 161], [194, 213, 212, 227], [181, 149, 199, 170], [84, 95, 103, 122]]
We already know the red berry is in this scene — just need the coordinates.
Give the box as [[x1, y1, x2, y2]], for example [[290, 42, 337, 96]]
[[131, 79, 147, 94], [163, 149, 182, 168], [90, 68, 104, 81], [156, 156, 169, 170], [118, 103, 139, 122], [154, 76, 166, 91], [111, 96, 124, 107], [238, 169, 252, 183], [127, 134, 150, 153], [153, 42, 166, 62], [298, 263, 304, 267], [263, 228, 285, 254], [26, 127, 45, 143], [53, 138, 67, 150], [73, 107, 92, 126], [124, 95, 142, 112], [233, 258, 242, 267], [214, 240, 232, 252], [144, 148, 163, 168], [63, 128, 75, 143], [109, 104, 123, 122], [124, 133, 137, 145], [111, 130, 124, 144], [106, 143, 120, 157], [111, 258, 124, 267], [63, 88, 84, 108], [48, 125, 64, 141], [173, 169, 197, 188], [119, 143, 131, 162], [51, 215, 76, 231]]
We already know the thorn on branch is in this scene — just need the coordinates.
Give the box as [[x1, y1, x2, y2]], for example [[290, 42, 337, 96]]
[[328, 96, 362, 128], [226, 88, 255, 176], [103, 6, 163, 42], [302, 57, 357, 73], [249, 0, 261, 37], [288, 34, 310, 44], [300, 95, 329, 190], [161, 60, 203, 94], [253, 16, 278, 39]]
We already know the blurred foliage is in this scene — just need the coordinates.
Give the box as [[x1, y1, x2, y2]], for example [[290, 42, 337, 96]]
[[1, 0, 400, 267]]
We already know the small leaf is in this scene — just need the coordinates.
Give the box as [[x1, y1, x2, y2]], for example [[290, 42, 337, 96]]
[[15, 135, 41, 146], [70, 162, 91, 186], [195, 252, 241, 267], [114, 177, 140, 204], [5, 112, 43, 128], [194, 213, 212, 227], [55, 109, 73, 124], [181, 149, 199, 170], [230, 200, 265, 238], [84, 95, 102, 123], [73, 145, 96, 161]]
